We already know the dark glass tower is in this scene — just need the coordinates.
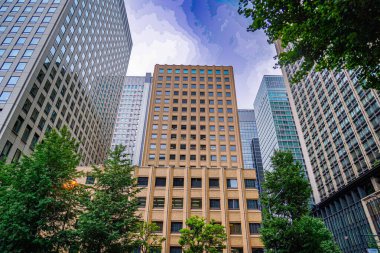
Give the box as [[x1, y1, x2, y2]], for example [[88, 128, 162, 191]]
[[238, 109, 264, 190]]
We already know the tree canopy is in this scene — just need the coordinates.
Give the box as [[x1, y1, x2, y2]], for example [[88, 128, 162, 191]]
[[76, 145, 141, 253], [179, 216, 227, 253], [132, 221, 166, 253], [0, 128, 83, 253], [260, 151, 341, 253], [239, 0, 380, 90]]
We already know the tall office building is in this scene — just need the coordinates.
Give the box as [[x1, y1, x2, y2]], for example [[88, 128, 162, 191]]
[[0, 0, 132, 165], [253, 75, 310, 176], [277, 42, 380, 252], [111, 74, 152, 165], [134, 64, 263, 253], [238, 109, 264, 188]]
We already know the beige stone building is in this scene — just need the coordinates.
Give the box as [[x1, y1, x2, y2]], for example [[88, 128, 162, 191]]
[[136, 64, 263, 253]]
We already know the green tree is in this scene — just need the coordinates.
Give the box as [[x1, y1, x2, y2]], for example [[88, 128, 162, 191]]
[[76, 145, 140, 253], [260, 150, 341, 253], [132, 222, 166, 253], [0, 128, 84, 253], [239, 0, 380, 90], [179, 216, 227, 253]]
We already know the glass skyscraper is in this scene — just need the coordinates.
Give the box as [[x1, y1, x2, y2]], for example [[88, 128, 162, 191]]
[[277, 39, 380, 251], [111, 74, 152, 165], [238, 109, 264, 188], [0, 0, 132, 165], [253, 75, 308, 174]]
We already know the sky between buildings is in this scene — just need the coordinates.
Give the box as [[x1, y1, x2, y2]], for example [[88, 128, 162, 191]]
[[124, 0, 281, 109]]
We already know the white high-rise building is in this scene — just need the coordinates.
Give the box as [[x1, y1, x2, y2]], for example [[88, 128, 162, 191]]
[[111, 74, 151, 165]]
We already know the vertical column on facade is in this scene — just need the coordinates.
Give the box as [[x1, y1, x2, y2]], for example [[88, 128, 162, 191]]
[[237, 168, 251, 253], [163, 166, 173, 253], [145, 167, 155, 221], [219, 167, 229, 252], [202, 166, 208, 219], [371, 177, 380, 191]]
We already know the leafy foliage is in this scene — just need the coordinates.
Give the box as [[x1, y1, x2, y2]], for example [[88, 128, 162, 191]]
[[132, 222, 166, 253], [239, 0, 380, 90], [76, 145, 140, 253], [179, 216, 227, 253], [260, 151, 341, 253], [0, 128, 84, 253]]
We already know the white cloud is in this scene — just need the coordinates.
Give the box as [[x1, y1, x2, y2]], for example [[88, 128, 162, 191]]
[[124, 0, 281, 108], [125, 2, 211, 76]]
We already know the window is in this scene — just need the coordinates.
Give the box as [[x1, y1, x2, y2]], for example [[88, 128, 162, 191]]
[[1, 141, 12, 158], [0, 91, 11, 103], [30, 133, 39, 150], [1, 62, 12, 71], [191, 178, 202, 188], [228, 199, 240, 210], [85, 176, 95, 185], [137, 197, 146, 208], [8, 49, 19, 58], [209, 178, 219, 188], [12, 149, 21, 163], [210, 199, 220, 209], [137, 177, 149, 187], [229, 223, 242, 234], [227, 179, 238, 189], [12, 116, 24, 134], [2, 37, 13, 45], [191, 198, 202, 209], [173, 178, 184, 187], [211, 155, 217, 161], [171, 222, 182, 233], [155, 177, 166, 187], [153, 221, 164, 233], [172, 198, 183, 209], [16, 62, 26, 71], [170, 246, 182, 253], [245, 179, 257, 189], [21, 125, 32, 143], [7, 76, 19, 87], [247, 199, 259, 210], [249, 223, 261, 234], [232, 248, 243, 253], [153, 198, 165, 208]]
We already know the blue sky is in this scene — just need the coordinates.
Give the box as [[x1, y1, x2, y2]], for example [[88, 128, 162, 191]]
[[124, 0, 281, 108]]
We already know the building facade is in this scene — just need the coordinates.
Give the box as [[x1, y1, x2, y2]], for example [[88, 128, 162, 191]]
[[136, 64, 263, 253], [253, 76, 310, 175], [277, 44, 380, 252], [238, 109, 264, 189], [0, 0, 132, 165], [111, 74, 152, 165]]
